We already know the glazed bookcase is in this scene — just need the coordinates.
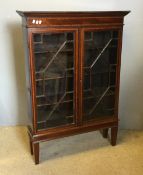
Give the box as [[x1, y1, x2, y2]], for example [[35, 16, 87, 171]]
[[17, 11, 130, 164]]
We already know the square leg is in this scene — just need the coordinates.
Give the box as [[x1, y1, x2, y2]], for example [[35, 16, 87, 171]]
[[111, 126, 118, 146], [102, 128, 109, 138], [28, 133, 33, 155], [33, 142, 40, 164]]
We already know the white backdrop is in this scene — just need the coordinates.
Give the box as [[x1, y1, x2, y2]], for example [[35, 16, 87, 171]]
[[0, 0, 143, 129]]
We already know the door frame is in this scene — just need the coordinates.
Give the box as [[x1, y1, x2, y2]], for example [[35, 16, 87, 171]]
[[28, 27, 79, 134], [79, 26, 123, 125]]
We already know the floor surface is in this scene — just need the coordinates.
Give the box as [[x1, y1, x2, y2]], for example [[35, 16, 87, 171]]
[[0, 126, 143, 175]]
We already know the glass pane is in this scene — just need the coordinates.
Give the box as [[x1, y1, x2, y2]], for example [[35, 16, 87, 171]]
[[83, 31, 118, 121], [33, 32, 75, 130]]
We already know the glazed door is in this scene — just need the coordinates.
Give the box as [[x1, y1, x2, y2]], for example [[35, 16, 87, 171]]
[[31, 29, 78, 131], [81, 29, 120, 122]]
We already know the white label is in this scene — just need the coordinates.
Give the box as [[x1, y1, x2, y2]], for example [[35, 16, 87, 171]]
[[39, 20, 42, 24], [32, 19, 35, 24]]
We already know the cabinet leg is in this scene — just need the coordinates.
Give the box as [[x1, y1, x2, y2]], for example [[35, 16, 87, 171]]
[[33, 142, 39, 164], [100, 128, 108, 138], [28, 133, 33, 155], [102, 128, 109, 138], [111, 126, 118, 146]]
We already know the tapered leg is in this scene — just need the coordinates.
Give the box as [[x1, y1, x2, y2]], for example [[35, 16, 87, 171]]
[[111, 126, 118, 146], [33, 142, 39, 164], [28, 134, 33, 155], [102, 128, 109, 138], [100, 128, 109, 138]]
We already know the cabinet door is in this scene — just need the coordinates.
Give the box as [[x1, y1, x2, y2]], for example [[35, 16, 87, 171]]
[[82, 29, 120, 122], [30, 29, 78, 130]]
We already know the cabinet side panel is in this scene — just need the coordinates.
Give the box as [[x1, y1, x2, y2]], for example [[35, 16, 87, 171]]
[[114, 29, 123, 117], [22, 27, 33, 130]]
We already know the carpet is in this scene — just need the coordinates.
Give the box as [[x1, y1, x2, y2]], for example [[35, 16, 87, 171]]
[[0, 126, 143, 175]]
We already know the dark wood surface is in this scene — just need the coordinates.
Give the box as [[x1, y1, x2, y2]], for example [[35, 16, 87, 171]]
[[17, 11, 130, 28], [17, 11, 130, 17], [17, 11, 130, 164], [28, 118, 118, 142]]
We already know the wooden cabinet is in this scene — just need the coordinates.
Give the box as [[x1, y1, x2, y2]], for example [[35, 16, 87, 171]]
[[17, 11, 130, 164]]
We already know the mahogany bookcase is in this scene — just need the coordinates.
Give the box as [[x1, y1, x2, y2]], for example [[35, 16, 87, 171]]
[[17, 11, 130, 164]]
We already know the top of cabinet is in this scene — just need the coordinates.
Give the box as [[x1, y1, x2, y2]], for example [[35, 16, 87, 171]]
[[17, 11, 130, 28], [17, 11, 130, 17]]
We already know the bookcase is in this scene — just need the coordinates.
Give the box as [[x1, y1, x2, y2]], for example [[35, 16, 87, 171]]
[[17, 11, 130, 164]]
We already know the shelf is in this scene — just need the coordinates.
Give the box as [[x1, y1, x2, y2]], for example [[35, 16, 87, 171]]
[[84, 38, 118, 42], [83, 110, 115, 120], [35, 65, 116, 81], [84, 89, 115, 100], [37, 114, 74, 130], [34, 48, 73, 54], [35, 74, 73, 81], [37, 99, 73, 107], [34, 39, 73, 54], [36, 87, 115, 107], [85, 39, 118, 49], [84, 64, 117, 69], [35, 67, 74, 76], [85, 45, 117, 50], [37, 114, 73, 124], [35, 71, 116, 81]]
